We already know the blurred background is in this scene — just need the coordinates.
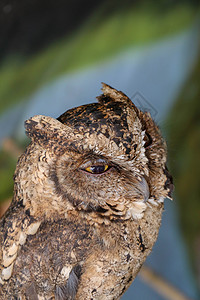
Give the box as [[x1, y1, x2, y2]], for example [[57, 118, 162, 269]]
[[0, 0, 200, 299]]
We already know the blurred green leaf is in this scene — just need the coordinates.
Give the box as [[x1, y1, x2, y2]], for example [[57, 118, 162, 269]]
[[166, 51, 200, 276], [0, 150, 17, 203], [0, 3, 198, 115]]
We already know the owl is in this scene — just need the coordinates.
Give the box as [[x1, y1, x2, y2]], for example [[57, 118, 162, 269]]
[[0, 83, 173, 299]]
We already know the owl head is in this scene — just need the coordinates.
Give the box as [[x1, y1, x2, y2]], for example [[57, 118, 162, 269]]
[[14, 83, 172, 223]]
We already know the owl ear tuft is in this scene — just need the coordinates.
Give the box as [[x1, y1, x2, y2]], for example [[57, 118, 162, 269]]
[[24, 115, 69, 143], [25, 115, 53, 139], [97, 83, 133, 107], [25, 115, 44, 140]]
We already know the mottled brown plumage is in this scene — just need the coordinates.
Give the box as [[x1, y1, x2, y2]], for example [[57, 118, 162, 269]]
[[0, 83, 173, 299]]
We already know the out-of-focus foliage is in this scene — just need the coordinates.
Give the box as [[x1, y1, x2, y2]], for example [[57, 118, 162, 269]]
[[0, 150, 17, 202], [0, 0, 198, 59], [167, 50, 200, 281], [0, 1, 198, 114]]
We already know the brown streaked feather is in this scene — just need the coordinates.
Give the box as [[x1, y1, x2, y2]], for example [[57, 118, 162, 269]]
[[25, 283, 39, 300]]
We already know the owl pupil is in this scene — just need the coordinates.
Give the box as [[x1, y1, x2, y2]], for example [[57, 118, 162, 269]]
[[84, 164, 109, 174], [90, 166, 106, 174]]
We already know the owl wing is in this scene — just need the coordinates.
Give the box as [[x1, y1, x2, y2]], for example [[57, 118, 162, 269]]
[[0, 216, 92, 299], [0, 201, 41, 284], [24, 268, 80, 300]]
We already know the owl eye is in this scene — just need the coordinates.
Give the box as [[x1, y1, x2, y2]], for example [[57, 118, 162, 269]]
[[84, 165, 110, 174]]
